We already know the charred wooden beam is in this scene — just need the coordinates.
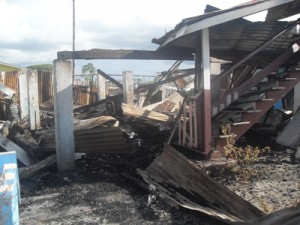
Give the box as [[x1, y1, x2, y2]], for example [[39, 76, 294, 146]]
[[141, 60, 182, 107], [19, 153, 85, 179], [135, 69, 194, 93], [0, 133, 36, 167], [237, 205, 300, 225], [73, 94, 122, 113], [97, 69, 123, 89], [57, 49, 193, 60]]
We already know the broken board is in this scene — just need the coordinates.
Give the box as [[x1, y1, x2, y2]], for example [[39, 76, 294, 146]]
[[0, 134, 36, 167], [138, 144, 264, 223], [122, 103, 173, 123]]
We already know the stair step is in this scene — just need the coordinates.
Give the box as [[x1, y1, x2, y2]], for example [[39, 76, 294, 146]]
[[222, 109, 263, 113], [237, 94, 264, 103], [237, 96, 274, 103], [243, 87, 285, 98], [228, 102, 255, 110], [276, 77, 298, 81], [231, 121, 251, 126], [271, 86, 286, 90], [213, 121, 250, 126], [214, 134, 236, 139], [261, 98, 274, 101]]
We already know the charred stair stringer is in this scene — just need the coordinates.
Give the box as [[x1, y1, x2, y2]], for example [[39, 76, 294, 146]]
[[215, 71, 300, 149], [212, 42, 300, 151]]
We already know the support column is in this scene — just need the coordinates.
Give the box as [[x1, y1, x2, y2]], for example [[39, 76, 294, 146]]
[[19, 69, 29, 119], [97, 74, 106, 100], [123, 71, 134, 105], [195, 28, 212, 156], [294, 61, 300, 112], [294, 82, 300, 112], [27, 70, 40, 129], [0, 71, 5, 84], [53, 60, 75, 172]]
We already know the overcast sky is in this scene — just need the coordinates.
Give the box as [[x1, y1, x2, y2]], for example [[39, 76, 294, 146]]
[[0, 0, 267, 75]]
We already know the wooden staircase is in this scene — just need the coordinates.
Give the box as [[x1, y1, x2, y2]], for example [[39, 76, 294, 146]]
[[175, 42, 300, 155], [209, 41, 300, 151], [213, 70, 300, 149]]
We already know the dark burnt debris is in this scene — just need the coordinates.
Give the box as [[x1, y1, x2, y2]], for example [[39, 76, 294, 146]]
[[0, 85, 299, 224], [1, 69, 300, 225]]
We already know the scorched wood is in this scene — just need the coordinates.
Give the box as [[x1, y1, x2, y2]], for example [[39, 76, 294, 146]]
[[138, 144, 264, 223]]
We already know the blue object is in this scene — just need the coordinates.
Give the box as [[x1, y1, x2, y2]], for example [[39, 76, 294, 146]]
[[0, 151, 20, 225], [275, 99, 283, 109]]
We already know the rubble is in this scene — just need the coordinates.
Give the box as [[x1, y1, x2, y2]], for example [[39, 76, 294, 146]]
[[0, 133, 36, 167], [2, 2, 300, 224], [138, 144, 264, 223]]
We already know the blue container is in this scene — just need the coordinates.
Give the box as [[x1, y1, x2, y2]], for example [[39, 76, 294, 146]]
[[0, 152, 20, 225]]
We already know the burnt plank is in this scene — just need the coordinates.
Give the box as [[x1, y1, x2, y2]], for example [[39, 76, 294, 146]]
[[0, 133, 36, 166], [236, 205, 300, 225], [138, 144, 264, 223], [57, 49, 193, 60]]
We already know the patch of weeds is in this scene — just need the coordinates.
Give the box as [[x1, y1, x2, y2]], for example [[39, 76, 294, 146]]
[[221, 124, 270, 180]]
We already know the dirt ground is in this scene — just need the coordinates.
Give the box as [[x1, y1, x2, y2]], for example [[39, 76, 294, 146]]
[[19, 129, 300, 225], [19, 153, 224, 225]]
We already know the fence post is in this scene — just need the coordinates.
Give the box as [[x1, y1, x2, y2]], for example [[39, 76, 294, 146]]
[[27, 70, 41, 130], [97, 74, 106, 100], [122, 71, 134, 105], [19, 69, 29, 119], [53, 60, 75, 172]]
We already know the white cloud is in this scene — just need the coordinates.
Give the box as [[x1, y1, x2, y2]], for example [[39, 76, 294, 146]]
[[0, 0, 268, 73]]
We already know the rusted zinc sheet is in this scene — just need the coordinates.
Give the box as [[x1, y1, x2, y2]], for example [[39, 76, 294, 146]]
[[276, 108, 300, 149], [152, 101, 176, 114], [3, 71, 19, 101], [73, 85, 98, 105], [38, 70, 53, 103], [138, 144, 264, 224], [39, 126, 133, 154], [143, 91, 183, 114]]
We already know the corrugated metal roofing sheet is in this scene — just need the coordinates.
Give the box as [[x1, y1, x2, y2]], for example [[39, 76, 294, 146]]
[[154, 1, 300, 66], [152, 100, 176, 114], [155, 20, 298, 65], [266, 0, 300, 21], [276, 109, 300, 149], [39, 127, 133, 154]]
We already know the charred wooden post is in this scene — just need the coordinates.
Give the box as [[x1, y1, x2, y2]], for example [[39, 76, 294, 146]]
[[27, 70, 41, 129], [294, 62, 300, 112], [123, 71, 134, 105], [53, 60, 75, 172]]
